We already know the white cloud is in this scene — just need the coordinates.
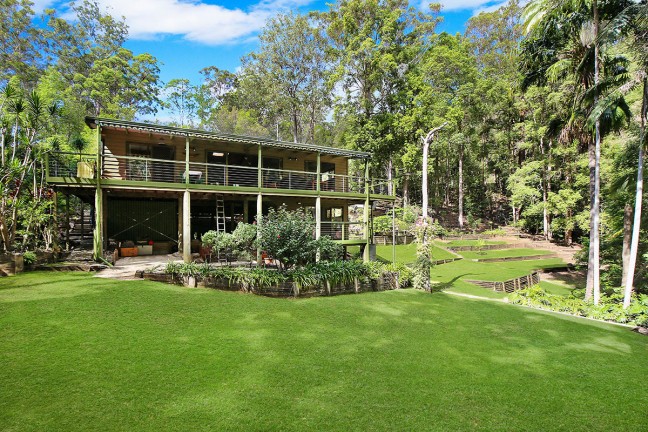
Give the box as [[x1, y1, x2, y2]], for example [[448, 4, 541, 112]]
[[37, 0, 314, 46]]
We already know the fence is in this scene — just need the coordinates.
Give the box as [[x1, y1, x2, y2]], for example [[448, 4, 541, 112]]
[[467, 271, 541, 293]]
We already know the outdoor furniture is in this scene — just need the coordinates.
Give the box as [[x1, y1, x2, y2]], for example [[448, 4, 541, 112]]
[[261, 251, 278, 268]]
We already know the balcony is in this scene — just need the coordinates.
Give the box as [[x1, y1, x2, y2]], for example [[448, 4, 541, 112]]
[[46, 153, 394, 198]]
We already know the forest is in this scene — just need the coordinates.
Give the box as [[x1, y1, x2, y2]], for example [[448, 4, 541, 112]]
[[1, 0, 647, 303]]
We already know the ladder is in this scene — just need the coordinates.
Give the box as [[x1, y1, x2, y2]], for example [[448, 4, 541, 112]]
[[216, 197, 226, 233]]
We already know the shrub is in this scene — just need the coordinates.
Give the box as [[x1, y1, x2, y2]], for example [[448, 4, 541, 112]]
[[509, 287, 648, 327], [201, 231, 235, 257], [231, 223, 257, 259], [412, 242, 434, 291], [256, 205, 339, 270], [22, 251, 37, 266]]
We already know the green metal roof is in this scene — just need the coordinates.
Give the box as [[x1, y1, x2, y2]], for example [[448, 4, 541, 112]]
[[86, 116, 371, 159]]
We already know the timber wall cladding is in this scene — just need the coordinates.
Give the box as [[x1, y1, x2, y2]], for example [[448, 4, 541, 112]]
[[101, 130, 349, 177], [107, 198, 178, 242]]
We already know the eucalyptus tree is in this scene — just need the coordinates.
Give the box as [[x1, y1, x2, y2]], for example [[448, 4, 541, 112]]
[[237, 12, 331, 143], [163, 79, 198, 127], [44, 0, 161, 119], [0, 0, 43, 86], [196, 66, 238, 129], [321, 0, 440, 182]]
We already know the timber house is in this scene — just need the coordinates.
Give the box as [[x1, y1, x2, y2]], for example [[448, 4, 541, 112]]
[[45, 117, 395, 263]]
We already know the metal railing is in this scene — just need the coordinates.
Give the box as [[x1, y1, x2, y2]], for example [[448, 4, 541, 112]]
[[103, 155, 184, 183], [46, 152, 395, 197], [320, 221, 366, 240], [189, 161, 258, 187], [47, 152, 96, 178], [261, 167, 317, 191]]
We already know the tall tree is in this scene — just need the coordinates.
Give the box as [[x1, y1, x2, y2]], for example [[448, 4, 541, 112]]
[[44, 0, 161, 119], [238, 12, 331, 143]]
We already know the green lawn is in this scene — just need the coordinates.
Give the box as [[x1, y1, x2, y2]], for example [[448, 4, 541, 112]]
[[1, 272, 647, 431], [376, 242, 456, 263], [458, 248, 554, 260], [429, 257, 568, 298], [441, 239, 507, 247]]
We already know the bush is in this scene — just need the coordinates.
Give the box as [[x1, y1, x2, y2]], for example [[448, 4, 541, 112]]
[[231, 223, 257, 259], [256, 205, 340, 270], [509, 286, 648, 327], [201, 231, 235, 257], [22, 251, 37, 266], [412, 242, 434, 291]]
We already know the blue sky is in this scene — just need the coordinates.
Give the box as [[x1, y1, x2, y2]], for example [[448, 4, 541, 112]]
[[33, 0, 511, 87]]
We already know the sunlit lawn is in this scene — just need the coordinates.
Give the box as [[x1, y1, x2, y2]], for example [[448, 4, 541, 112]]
[[441, 239, 507, 247], [458, 248, 554, 260], [1, 272, 647, 431]]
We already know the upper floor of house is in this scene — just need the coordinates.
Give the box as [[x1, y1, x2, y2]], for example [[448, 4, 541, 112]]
[[46, 117, 394, 200]]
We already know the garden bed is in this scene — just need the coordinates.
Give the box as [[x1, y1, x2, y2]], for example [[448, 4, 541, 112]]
[[142, 263, 404, 298]]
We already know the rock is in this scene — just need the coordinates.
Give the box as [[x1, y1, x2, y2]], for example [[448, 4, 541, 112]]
[[632, 326, 648, 336]]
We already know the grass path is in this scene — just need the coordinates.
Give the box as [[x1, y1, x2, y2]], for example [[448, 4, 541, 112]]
[[1, 272, 647, 431]]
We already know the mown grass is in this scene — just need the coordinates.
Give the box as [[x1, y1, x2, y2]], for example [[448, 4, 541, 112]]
[[376, 243, 456, 263], [1, 272, 647, 431], [441, 239, 507, 247], [458, 248, 554, 260]]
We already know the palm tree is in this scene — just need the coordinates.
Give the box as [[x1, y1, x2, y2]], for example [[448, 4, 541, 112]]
[[523, 0, 632, 304], [592, 3, 648, 308]]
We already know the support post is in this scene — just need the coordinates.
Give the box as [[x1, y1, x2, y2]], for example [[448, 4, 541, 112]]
[[315, 152, 321, 261], [93, 188, 103, 260], [256, 193, 263, 264], [392, 202, 396, 264], [92, 124, 103, 261], [258, 144, 263, 189], [363, 159, 371, 262], [185, 137, 190, 185], [182, 190, 191, 263], [177, 196, 183, 254]]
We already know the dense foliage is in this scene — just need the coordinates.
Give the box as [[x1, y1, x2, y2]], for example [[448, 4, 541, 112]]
[[2, 0, 647, 301], [255, 206, 343, 270]]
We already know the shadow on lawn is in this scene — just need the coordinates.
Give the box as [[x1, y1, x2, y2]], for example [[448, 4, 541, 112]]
[[430, 274, 473, 293]]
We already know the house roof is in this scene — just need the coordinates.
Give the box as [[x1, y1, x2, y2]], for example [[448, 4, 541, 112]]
[[85, 117, 371, 159]]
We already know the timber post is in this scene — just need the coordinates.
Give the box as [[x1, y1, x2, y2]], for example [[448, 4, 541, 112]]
[[315, 152, 321, 262], [363, 159, 371, 262], [182, 190, 191, 263], [256, 144, 263, 265], [92, 123, 103, 261]]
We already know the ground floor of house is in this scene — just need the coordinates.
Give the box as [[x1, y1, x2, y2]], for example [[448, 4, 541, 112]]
[[56, 186, 379, 262]]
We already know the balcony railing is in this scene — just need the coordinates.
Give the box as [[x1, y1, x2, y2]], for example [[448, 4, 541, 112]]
[[320, 221, 366, 240], [47, 152, 96, 178], [46, 153, 394, 196]]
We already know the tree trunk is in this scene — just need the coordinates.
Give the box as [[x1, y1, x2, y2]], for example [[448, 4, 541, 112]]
[[422, 140, 430, 220], [458, 143, 464, 229], [402, 175, 409, 207], [623, 78, 647, 308], [421, 124, 447, 221], [587, 0, 601, 304], [387, 159, 393, 196], [621, 203, 633, 287]]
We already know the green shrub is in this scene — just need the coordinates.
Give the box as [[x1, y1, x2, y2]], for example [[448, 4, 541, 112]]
[[22, 251, 37, 265], [201, 231, 235, 256], [509, 287, 648, 327], [232, 223, 257, 259], [256, 205, 342, 270]]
